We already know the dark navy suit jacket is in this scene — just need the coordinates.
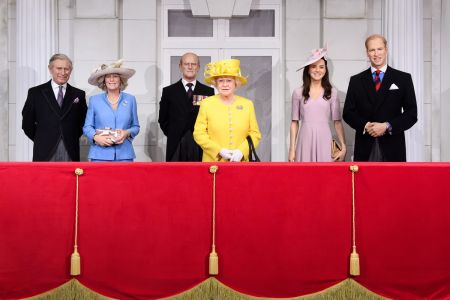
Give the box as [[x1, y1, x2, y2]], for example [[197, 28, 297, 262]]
[[343, 66, 417, 161], [22, 80, 87, 161], [158, 79, 214, 161]]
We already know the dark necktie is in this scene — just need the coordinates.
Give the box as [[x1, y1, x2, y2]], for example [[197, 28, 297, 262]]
[[373, 70, 381, 92], [186, 83, 193, 100], [57, 85, 64, 107]]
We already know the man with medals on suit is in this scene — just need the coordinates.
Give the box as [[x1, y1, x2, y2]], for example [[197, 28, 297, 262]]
[[158, 52, 215, 161], [22, 54, 87, 161], [343, 34, 418, 162]]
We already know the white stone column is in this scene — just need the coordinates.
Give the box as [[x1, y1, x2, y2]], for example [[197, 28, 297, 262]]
[[16, 0, 57, 161], [0, 1, 8, 160], [434, 0, 450, 161], [383, 0, 425, 161]]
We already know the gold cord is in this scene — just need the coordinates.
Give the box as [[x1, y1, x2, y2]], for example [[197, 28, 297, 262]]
[[71, 168, 84, 276], [209, 166, 219, 275], [349, 165, 360, 276]]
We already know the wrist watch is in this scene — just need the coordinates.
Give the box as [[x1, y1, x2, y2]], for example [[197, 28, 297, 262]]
[[385, 122, 392, 134]]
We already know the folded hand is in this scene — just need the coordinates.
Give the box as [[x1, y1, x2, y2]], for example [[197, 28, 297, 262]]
[[229, 149, 243, 162]]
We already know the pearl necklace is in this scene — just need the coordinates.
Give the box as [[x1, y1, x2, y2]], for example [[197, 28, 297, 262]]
[[107, 94, 120, 105]]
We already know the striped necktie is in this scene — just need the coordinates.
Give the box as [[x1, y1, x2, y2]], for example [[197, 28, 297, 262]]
[[373, 70, 381, 92]]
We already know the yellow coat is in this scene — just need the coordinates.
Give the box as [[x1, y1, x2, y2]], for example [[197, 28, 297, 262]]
[[193, 95, 261, 162]]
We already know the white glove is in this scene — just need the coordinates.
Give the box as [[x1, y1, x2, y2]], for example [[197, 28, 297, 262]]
[[229, 149, 243, 162], [219, 148, 233, 160]]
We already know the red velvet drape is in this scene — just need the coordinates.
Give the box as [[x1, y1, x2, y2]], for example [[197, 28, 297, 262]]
[[0, 163, 449, 300]]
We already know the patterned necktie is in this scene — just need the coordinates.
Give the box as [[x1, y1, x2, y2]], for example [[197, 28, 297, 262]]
[[57, 85, 64, 107], [373, 70, 381, 92], [186, 83, 193, 100]]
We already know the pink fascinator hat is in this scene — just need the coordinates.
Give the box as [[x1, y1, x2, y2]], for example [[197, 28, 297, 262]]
[[296, 47, 328, 71]]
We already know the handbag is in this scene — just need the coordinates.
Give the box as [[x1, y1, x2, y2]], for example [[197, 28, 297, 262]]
[[331, 139, 342, 159], [246, 136, 260, 162]]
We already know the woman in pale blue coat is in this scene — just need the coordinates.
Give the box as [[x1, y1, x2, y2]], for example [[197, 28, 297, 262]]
[[83, 60, 140, 161]]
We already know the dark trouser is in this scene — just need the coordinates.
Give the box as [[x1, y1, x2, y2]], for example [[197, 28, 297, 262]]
[[49, 139, 71, 161], [368, 138, 384, 162]]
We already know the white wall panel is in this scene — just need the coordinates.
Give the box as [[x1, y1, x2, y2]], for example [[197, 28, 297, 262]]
[[8, 61, 15, 102], [8, 0, 15, 19], [367, 19, 382, 35], [122, 20, 156, 61], [424, 0, 432, 18], [425, 102, 432, 145], [323, 19, 368, 60], [122, 61, 157, 101], [74, 19, 119, 61], [122, 0, 156, 19], [76, 0, 116, 18], [285, 60, 302, 99], [7, 18, 15, 61], [423, 18, 432, 61], [132, 102, 158, 146], [367, 0, 382, 19], [328, 60, 368, 93], [8, 103, 15, 146], [324, 0, 366, 18], [424, 61, 431, 103], [285, 0, 320, 19], [69, 60, 102, 94], [285, 19, 320, 60], [58, 19, 72, 56], [58, 0, 73, 20]]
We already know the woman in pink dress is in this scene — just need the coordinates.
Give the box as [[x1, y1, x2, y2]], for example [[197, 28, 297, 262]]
[[289, 47, 347, 162]]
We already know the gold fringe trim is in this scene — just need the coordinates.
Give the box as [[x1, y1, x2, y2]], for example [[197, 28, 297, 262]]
[[25, 279, 115, 300], [163, 277, 388, 300], [24, 278, 388, 300]]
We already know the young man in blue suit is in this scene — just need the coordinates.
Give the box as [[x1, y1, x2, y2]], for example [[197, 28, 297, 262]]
[[343, 34, 418, 162], [158, 53, 215, 161], [22, 54, 87, 161]]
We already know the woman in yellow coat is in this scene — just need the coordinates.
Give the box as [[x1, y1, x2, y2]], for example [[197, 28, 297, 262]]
[[194, 59, 261, 162]]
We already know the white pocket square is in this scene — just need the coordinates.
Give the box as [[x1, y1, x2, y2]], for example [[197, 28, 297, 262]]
[[389, 83, 399, 90]]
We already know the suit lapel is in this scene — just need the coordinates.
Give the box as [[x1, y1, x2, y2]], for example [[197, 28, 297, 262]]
[[176, 80, 191, 110], [41, 81, 62, 117], [361, 68, 378, 106], [374, 66, 393, 112], [193, 82, 206, 96], [61, 84, 77, 118]]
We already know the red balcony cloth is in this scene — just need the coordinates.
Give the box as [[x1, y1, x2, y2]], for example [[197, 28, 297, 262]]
[[0, 163, 449, 300]]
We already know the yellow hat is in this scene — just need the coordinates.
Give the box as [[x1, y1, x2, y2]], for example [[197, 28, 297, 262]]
[[204, 59, 248, 86]]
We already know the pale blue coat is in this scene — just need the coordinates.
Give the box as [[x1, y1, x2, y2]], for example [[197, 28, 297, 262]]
[[83, 92, 140, 161]]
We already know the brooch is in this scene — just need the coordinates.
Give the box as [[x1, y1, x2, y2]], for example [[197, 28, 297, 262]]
[[73, 97, 79, 104], [236, 105, 243, 110]]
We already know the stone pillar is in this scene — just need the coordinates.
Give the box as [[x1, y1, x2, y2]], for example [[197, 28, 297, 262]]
[[16, 0, 56, 161], [383, 0, 425, 161], [0, 1, 8, 160], [433, 0, 450, 161]]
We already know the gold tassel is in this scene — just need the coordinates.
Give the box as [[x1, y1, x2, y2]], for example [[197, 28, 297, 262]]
[[350, 246, 360, 276], [209, 166, 219, 276], [349, 165, 360, 276], [209, 246, 219, 275], [70, 246, 81, 276], [71, 168, 84, 276]]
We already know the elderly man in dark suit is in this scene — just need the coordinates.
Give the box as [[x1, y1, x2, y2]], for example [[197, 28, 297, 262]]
[[158, 52, 215, 161], [343, 34, 417, 162], [22, 54, 87, 161]]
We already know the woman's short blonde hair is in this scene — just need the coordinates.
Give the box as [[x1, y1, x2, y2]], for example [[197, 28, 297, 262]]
[[97, 75, 129, 91], [211, 76, 242, 89]]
